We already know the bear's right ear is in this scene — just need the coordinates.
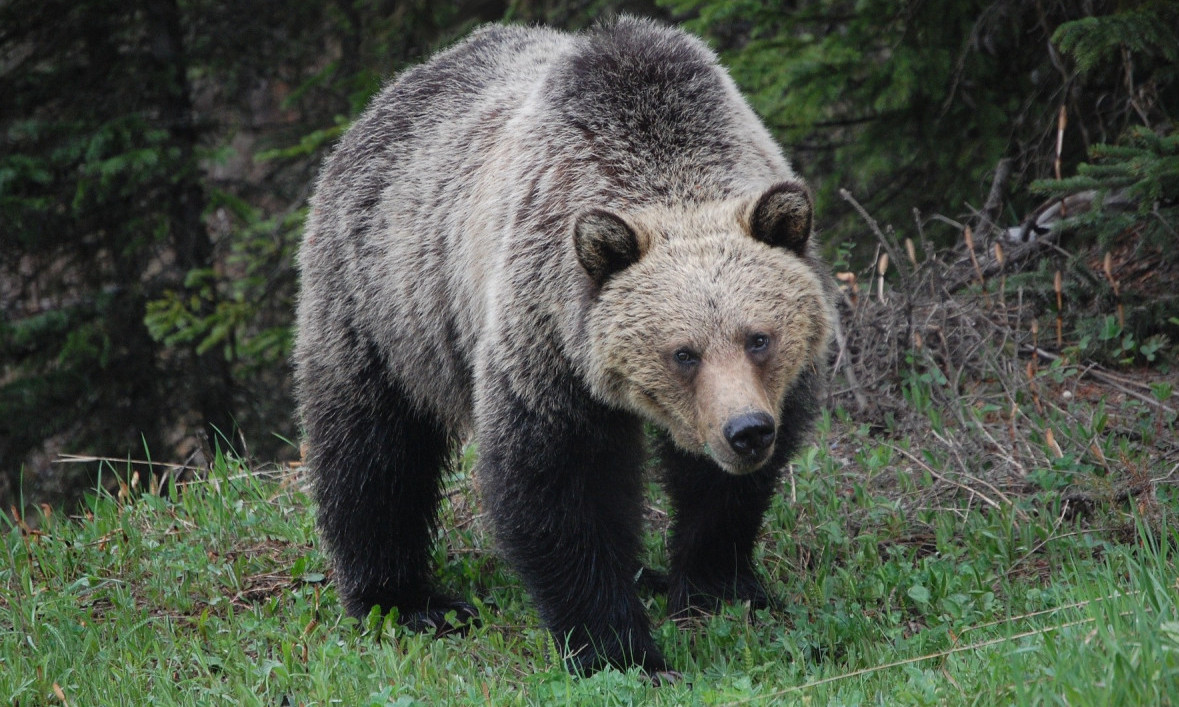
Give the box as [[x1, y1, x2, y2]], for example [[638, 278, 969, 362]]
[[574, 209, 644, 287], [749, 181, 813, 255]]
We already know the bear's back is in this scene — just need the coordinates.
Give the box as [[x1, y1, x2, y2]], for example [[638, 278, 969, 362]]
[[298, 25, 571, 424], [311, 17, 790, 233], [308, 24, 567, 229], [538, 19, 789, 205], [298, 18, 797, 432]]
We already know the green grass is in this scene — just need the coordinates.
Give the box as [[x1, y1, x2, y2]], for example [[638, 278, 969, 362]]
[[3, 421, 1177, 706]]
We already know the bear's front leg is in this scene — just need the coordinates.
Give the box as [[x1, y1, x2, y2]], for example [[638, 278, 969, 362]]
[[477, 381, 669, 677], [656, 434, 780, 618]]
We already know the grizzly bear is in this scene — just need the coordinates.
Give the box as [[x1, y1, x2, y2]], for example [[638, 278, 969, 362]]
[[294, 16, 834, 677]]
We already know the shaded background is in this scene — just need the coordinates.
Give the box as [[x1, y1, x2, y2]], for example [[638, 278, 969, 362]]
[[3, 0, 1176, 510]]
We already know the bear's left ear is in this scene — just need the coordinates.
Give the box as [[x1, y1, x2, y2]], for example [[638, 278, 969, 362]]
[[749, 181, 813, 255], [574, 209, 645, 287]]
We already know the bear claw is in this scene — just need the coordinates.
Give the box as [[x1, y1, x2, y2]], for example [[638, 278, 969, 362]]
[[668, 573, 776, 620], [648, 669, 685, 687], [400, 600, 481, 637]]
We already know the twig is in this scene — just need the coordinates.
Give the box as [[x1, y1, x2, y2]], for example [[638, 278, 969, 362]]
[[974, 157, 1012, 240], [831, 314, 869, 411], [728, 616, 1096, 703], [928, 429, 1019, 510], [1054, 104, 1067, 181], [959, 590, 1131, 637], [928, 214, 965, 231], [54, 454, 204, 472], [1020, 345, 1177, 415], [963, 226, 986, 290], [1005, 504, 1078, 577], [840, 189, 909, 282], [967, 400, 1027, 479], [886, 443, 1004, 511], [944, 236, 1055, 293]]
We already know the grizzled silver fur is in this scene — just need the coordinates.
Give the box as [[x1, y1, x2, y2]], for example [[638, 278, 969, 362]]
[[295, 16, 833, 677]]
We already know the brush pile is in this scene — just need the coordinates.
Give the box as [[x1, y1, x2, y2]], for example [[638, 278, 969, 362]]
[[824, 192, 1178, 527]]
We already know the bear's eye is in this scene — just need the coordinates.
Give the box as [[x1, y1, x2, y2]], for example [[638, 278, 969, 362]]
[[673, 348, 699, 366], [747, 333, 771, 352]]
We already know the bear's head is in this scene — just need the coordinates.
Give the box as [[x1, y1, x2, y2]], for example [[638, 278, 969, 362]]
[[577, 182, 833, 475]]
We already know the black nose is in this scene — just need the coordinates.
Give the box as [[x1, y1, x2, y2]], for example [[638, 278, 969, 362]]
[[723, 412, 776, 458]]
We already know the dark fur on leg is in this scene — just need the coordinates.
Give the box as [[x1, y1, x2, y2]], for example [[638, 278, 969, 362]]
[[658, 438, 778, 617], [658, 370, 820, 618], [478, 376, 669, 676], [635, 566, 669, 595], [302, 338, 471, 632]]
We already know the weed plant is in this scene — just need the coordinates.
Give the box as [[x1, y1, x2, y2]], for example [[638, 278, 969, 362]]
[[2, 414, 1176, 705], [4, 210, 1177, 704]]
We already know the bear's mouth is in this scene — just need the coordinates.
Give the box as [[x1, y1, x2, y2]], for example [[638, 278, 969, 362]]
[[704, 441, 776, 476]]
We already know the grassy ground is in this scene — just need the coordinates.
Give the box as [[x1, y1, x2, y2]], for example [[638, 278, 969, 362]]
[[5, 233, 1179, 704], [2, 399, 1176, 705]]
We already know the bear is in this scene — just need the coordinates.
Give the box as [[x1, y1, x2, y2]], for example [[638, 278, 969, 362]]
[[293, 16, 834, 678]]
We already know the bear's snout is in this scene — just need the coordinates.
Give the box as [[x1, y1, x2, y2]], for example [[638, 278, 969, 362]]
[[723, 411, 776, 461]]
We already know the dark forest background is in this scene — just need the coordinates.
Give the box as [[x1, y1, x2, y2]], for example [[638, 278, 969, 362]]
[[3, 0, 1177, 510]]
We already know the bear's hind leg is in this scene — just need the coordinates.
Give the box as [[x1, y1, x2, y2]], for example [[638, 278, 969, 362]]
[[301, 344, 475, 633]]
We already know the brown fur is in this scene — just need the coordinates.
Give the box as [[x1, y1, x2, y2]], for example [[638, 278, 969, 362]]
[[294, 16, 834, 676], [583, 200, 832, 473]]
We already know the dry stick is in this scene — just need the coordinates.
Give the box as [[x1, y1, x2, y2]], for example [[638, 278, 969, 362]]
[[1103, 251, 1125, 328], [1054, 104, 1067, 181], [12, 505, 47, 585], [963, 225, 986, 292], [54, 453, 203, 472], [929, 213, 966, 231], [943, 234, 1057, 294], [1021, 344, 1177, 414], [1007, 287, 1024, 453], [729, 616, 1096, 703], [1056, 101, 1075, 351], [976, 157, 1013, 240], [993, 368, 1036, 477], [994, 241, 1006, 309], [959, 591, 1136, 637], [1028, 315, 1043, 411], [913, 208, 936, 274], [931, 328, 982, 439], [841, 188, 909, 282], [831, 313, 869, 411], [1073, 360, 1166, 391], [914, 208, 949, 306], [1005, 502, 1073, 576], [829, 280, 867, 405], [965, 387, 1027, 479], [1009, 394, 1057, 473], [1054, 270, 1064, 349], [886, 443, 1004, 511], [1012, 288, 1050, 467], [928, 429, 1020, 510]]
